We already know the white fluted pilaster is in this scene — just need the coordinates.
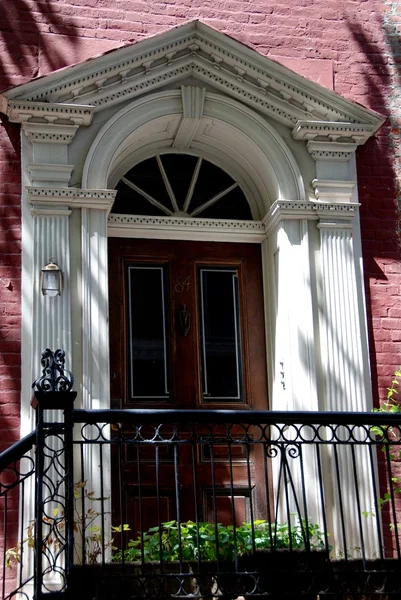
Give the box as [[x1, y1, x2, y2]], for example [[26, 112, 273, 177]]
[[318, 221, 371, 412], [31, 210, 72, 381], [81, 207, 112, 554], [81, 207, 110, 413], [318, 218, 376, 558]]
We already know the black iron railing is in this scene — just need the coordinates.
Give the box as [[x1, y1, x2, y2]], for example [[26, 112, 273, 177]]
[[3, 401, 401, 599], [0, 431, 36, 600], [68, 409, 401, 599]]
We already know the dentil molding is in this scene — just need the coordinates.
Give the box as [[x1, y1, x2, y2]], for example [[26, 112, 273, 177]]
[[22, 123, 80, 145], [26, 187, 117, 213], [108, 199, 359, 241], [0, 99, 94, 126], [306, 141, 358, 162], [1, 22, 384, 143], [292, 120, 376, 143]]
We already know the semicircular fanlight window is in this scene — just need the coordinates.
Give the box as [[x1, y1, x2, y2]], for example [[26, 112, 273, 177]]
[[112, 154, 252, 220]]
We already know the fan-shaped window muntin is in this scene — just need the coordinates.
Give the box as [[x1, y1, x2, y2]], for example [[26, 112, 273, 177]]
[[112, 154, 253, 220]]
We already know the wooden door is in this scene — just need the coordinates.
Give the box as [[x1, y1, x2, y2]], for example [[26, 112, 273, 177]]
[[109, 238, 268, 532]]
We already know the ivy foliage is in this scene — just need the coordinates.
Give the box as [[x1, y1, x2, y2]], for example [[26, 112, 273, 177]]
[[112, 518, 326, 563]]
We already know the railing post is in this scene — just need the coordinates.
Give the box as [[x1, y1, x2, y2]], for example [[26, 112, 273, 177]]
[[31, 349, 77, 600]]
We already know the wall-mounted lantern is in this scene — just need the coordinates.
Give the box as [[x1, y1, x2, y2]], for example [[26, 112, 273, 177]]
[[41, 259, 63, 297]]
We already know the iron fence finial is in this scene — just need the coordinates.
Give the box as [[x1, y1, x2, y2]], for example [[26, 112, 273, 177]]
[[32, 348, 74, 392]]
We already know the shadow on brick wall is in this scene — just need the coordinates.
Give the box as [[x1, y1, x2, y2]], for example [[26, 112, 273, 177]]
[[0, 0, 80, 441], [0, 0, 80, 90], [346, 13, 401, 409]]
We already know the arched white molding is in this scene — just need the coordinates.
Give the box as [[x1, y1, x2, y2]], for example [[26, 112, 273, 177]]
[[82, 89, 305, 218]]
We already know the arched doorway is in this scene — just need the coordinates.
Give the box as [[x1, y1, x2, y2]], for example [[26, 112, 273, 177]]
[[109, 153, 267, 411], [82, 87, 306, 412]]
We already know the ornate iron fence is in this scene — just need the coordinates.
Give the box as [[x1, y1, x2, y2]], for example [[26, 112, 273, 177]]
[[68, 408, 401, 599], [3, 388, 401, 598]]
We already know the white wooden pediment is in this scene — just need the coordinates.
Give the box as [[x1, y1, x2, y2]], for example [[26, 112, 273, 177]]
[[0, 20, 384, 146]]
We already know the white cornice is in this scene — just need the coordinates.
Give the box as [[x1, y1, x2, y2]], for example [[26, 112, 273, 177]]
[[293, 121, 376, 146], [0, 99, 94, 126], [108, 213, 266, 242], [1, 22, 384, 138], [26, 187, 117, 213], [108, 200, 359, 241]]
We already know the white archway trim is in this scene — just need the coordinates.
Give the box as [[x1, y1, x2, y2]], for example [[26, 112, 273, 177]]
[[82, 89, 305, 217]]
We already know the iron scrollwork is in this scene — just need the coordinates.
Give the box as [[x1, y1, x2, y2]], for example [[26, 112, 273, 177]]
[[32, 348, 74, 392]]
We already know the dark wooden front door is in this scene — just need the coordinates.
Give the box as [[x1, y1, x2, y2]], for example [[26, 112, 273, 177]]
[[109, 238, 268, 530]]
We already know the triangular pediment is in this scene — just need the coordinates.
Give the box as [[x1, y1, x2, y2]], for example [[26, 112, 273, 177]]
[[0, 20, 384, 144]]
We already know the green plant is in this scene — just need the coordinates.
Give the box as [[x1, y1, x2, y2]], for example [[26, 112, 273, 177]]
[[367, 367, 401, 526], [72, 481, 130, 563], [372, 368, 401, 440], [112, 517, 326, 564]]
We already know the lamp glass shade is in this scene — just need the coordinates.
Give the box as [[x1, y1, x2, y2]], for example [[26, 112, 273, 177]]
[[41, 262, 62, 296]]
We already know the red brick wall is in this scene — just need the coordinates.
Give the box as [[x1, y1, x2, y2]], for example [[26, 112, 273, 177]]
[[0, 114, 21, 449], [0, 0, 399, 423]]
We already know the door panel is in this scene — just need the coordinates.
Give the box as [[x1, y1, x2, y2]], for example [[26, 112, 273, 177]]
[[109, 238, 268, 410], [108, 238, 269, 531]]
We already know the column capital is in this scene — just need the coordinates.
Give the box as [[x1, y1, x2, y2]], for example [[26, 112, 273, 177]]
[[263, 199, 359, 235], [23, 122, 79, 145], [312, 179, 356, 203], [307, 141, 357, 162], [28, 164, 74, 186]]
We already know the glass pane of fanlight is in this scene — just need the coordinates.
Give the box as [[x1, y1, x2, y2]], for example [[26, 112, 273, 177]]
[[112, 154, 252, 220], [198, 267, 243, 402], [127, 265, 170, 401]]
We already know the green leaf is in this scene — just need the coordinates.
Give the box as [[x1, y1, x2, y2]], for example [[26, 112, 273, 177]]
[[87, 525, 102, 533]]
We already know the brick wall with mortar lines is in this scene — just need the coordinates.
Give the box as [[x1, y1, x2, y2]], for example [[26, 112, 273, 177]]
[[0, 0, 399, 426]]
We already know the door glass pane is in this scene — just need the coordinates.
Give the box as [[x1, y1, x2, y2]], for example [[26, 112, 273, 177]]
[[199, 268, 243, 402], [127, 265, 170, 401]]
